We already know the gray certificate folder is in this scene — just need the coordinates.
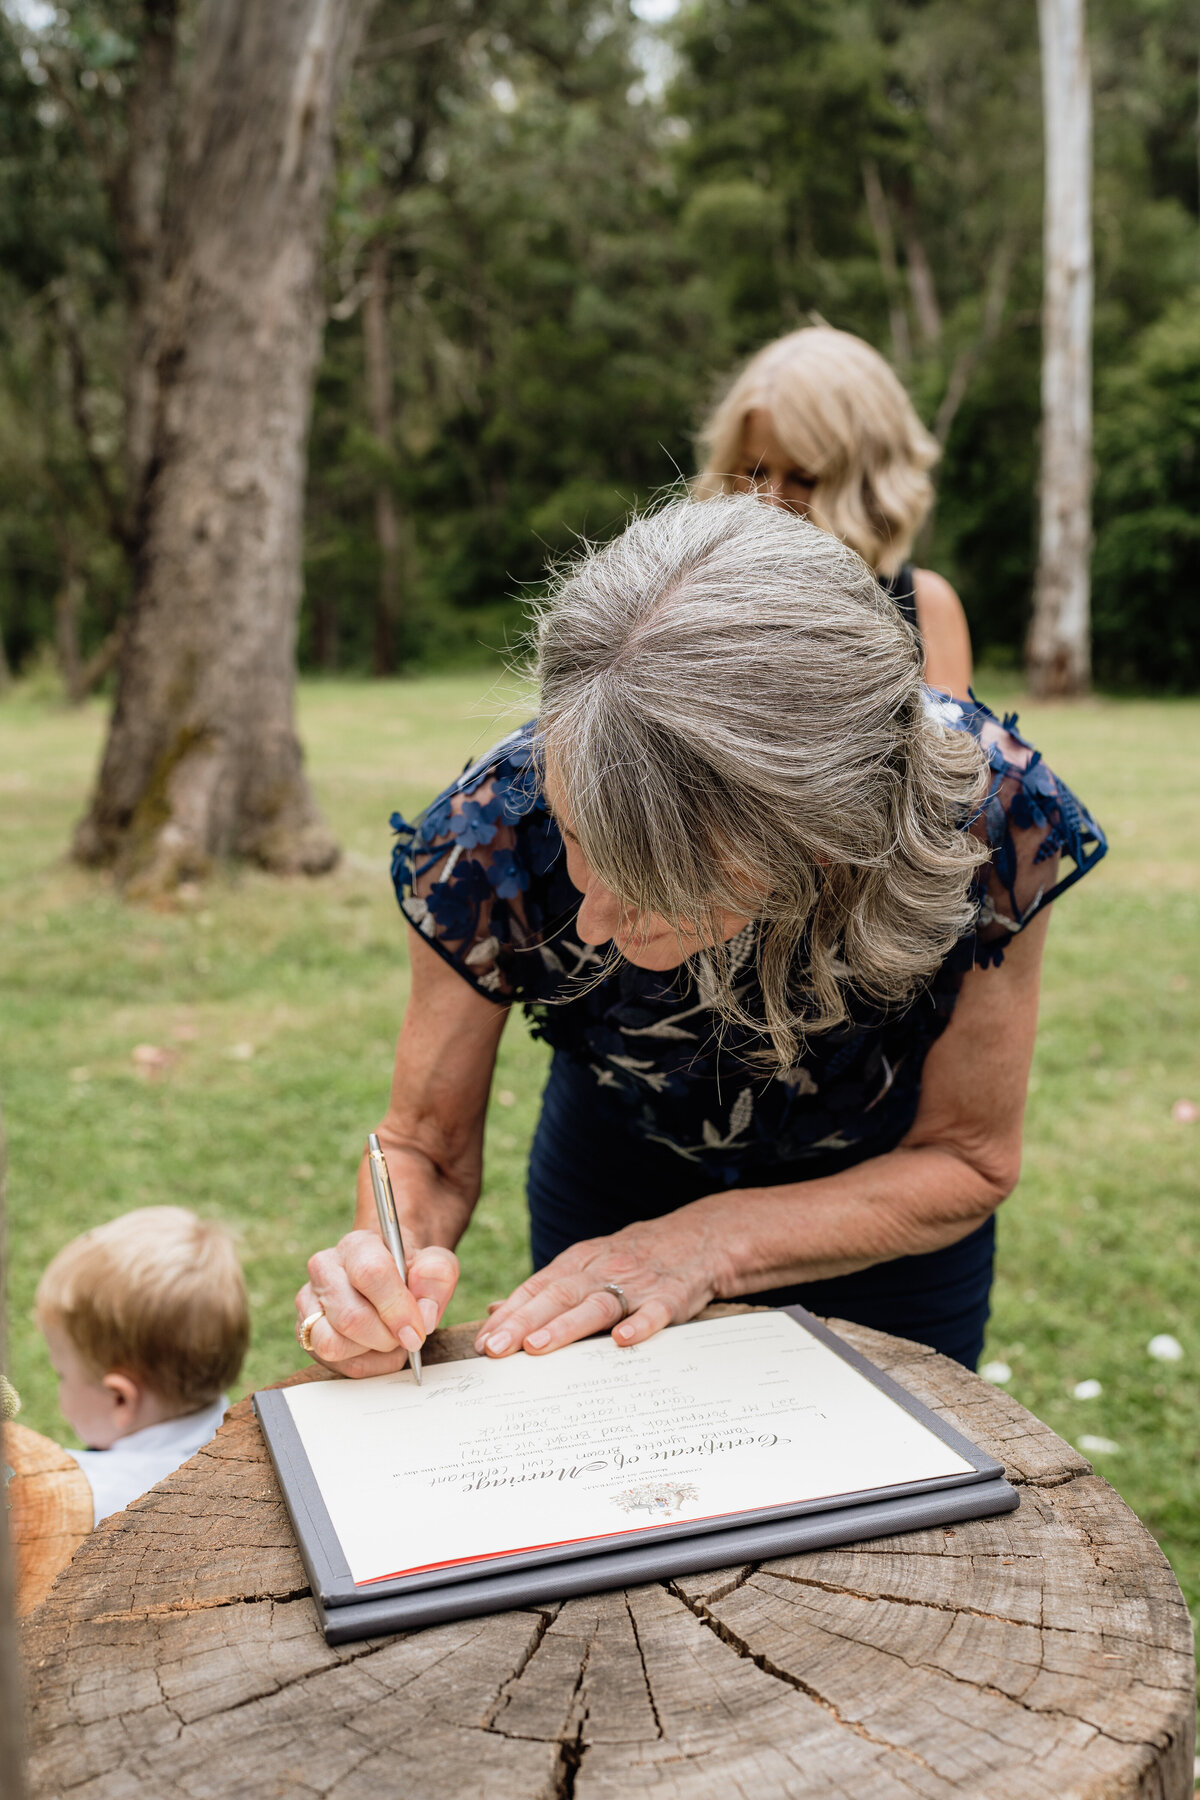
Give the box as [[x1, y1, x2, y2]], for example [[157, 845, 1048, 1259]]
[[254, 1307, 1018, 1645]]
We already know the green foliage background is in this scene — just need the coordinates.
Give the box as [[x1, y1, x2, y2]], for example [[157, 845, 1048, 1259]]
[[0, 0, 1197, 685]]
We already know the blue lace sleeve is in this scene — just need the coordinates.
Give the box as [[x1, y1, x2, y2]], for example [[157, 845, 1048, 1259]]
[[389, 722, 574, 1003], [931, 690, 1108, 966]]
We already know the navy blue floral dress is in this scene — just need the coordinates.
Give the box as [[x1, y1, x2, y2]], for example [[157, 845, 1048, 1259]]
[[391, 694, 1105, 1368]]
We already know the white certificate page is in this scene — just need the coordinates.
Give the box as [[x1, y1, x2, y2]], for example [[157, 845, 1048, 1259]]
[[282, 1311, 973, 1586]]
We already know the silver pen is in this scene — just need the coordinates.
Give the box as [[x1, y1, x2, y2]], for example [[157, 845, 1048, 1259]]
[[367, 1132, 422, 1385]]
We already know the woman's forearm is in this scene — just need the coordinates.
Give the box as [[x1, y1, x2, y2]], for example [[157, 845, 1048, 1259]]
[[695, 1136, 1013, 1299], [700, 914, 1048, 1296], [351, 928, 510, 1250], [694, 925, 1049, 1295], [471, 1136, 1012, 1364], [352, 1131, 481, 1249]]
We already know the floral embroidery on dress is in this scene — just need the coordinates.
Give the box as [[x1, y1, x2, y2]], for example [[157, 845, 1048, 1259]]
[[959, 698, 1107, 967], [390, 692, 1106, 1180]]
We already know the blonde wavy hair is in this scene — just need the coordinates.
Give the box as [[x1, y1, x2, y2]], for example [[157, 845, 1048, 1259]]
[[534, 495, 987, 1072], [695, 326, 939, 577]]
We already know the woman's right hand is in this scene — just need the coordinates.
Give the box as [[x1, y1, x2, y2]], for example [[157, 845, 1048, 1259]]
[[294, 930, 509, 1377], [297, 1232, 461, 1379]]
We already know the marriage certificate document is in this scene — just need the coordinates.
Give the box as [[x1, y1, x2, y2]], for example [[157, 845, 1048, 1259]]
[[281, 1311, 974, 1587]]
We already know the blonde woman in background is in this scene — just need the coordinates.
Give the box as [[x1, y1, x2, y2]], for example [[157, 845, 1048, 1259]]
[[697, 325, 973, 697]]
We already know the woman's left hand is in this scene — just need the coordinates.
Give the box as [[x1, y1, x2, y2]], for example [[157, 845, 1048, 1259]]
[[474, 1213, 734, 1358]]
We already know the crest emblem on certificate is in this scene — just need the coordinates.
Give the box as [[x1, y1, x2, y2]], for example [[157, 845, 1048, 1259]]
[[613, 1480, 699, 1517]]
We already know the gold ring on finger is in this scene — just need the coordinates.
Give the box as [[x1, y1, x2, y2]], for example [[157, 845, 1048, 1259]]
[[602, 1282, 630, 1321], [298, 1308, 325, 1354]]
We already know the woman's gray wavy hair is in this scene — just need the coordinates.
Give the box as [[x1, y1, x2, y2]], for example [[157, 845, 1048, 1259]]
[[533, 494, 989, 1071]]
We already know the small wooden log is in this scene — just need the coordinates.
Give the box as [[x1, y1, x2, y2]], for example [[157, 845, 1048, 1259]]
[[3, 1424, 92, 1618], [20, 1317, 1197, 1798]]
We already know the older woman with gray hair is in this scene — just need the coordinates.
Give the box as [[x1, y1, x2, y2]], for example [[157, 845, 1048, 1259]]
[[297, 497, 1105, 1376]]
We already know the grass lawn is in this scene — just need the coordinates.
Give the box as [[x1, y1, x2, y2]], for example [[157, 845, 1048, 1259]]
[[1, 670, 1197, 1645]]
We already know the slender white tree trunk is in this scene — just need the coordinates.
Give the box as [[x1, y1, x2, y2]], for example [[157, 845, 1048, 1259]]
[[1028, 0, 1093, 697]]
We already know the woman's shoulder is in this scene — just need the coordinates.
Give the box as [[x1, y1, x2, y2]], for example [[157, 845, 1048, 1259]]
[[910, 568, 967, 644], [926, 686, 1065, 787], [910, 566, 962, 608], [925, 685, 1103, 853], [390, 720, 572, 1004], [910, 569, 973, 696], [440, 716, 539, 802], [400, 720, 541, 832], [927, 688, 1108, 960], [460, 719, 540, 788]]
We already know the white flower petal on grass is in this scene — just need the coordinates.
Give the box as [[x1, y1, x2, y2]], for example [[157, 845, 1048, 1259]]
[[1170, 1098, 1198, 1123], [1072, 1379, 1102, 1400], [1147, 1334, 1183, 1362], [227, 1042, 255, 1061], [980, 1361, 1012, 1385], [1078, 1434, 1121, 1455]]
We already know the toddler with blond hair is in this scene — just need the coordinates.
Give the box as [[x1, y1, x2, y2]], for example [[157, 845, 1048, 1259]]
[[36, 1207, 249, 1526]]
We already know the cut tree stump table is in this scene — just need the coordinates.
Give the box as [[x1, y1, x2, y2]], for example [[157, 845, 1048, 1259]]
[[4, 1422, 92, 1618], [21, 1315, 1197, 1799]]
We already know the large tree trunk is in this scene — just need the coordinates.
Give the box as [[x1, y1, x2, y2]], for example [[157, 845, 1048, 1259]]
[[114, 0, 180, 520], [73, 0, 368, 893], [363, 234, 401, 676], [1028, 0, 1093, 698]]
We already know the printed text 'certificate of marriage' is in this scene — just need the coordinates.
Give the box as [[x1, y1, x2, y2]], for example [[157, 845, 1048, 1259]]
[[282, 1310, 973, 1586]]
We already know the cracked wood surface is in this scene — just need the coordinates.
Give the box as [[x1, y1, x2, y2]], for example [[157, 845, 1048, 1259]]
[[21, 1314, 1196, 1799]]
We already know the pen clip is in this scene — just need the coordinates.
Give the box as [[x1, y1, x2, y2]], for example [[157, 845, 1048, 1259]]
[[367, 1132, 400, 1229]]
